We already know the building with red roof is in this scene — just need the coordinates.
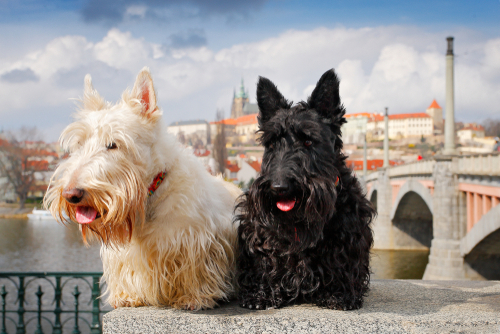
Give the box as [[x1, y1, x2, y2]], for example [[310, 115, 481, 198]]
[[225, 160, 241, 181], [457, 123, 485, 143], [426, 99, 443, 133], [234, 113, 259, 144], [343, 100, 442, 142], [342, 112, 375, 145], [345, 159, 401, 172], [366, 109, 434, 141]]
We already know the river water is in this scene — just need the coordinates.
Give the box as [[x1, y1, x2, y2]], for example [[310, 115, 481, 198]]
[[0, 218, 429, 278]]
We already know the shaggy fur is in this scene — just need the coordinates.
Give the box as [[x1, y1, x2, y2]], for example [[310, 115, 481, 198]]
[[45, 68, 241, 310], [235, 69, 375, 311]]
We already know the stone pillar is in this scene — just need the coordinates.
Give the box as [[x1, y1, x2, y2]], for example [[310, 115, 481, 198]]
[[363, 134, 367, 177], [423, 156, 465, 280], [383, 107, 389, 167], [372, 168, 394, 249], [443, 37, 457, 155]]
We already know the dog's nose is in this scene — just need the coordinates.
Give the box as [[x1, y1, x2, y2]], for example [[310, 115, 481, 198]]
[[271, 183, 289, 194], [62, 188, 85, 204]]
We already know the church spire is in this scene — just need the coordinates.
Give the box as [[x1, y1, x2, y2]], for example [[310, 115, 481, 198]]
[[238, 78, 248, 99]]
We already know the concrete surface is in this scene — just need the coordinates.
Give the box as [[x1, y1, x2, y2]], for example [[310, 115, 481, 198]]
[[103, 280, 500, 334]]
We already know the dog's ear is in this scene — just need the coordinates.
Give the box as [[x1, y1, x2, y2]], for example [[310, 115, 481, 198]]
[[257, 76, 290, 124], [83, 74, 106, 111], [308, 69, 345, 119], [131, 67, 158, 117]]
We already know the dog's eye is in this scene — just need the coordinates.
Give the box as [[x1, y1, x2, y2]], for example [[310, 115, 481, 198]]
[[304, 140, 313, 147], [268, 143, 274, 149], [107, 142, 117, 150]]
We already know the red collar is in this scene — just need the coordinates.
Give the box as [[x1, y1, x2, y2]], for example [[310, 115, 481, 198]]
[[148, 171, 167, 197], [335, 176, 340, 187]]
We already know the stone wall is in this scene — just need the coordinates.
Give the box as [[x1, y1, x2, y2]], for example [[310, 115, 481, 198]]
[[103, 280, 500, 334]]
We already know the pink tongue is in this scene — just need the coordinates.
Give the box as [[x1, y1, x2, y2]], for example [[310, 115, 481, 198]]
[[277, 199, 296, 212], [76, 206, 98, 224]]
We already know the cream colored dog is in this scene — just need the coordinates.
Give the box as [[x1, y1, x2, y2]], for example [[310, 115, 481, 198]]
[[45, 67, 241, 310]]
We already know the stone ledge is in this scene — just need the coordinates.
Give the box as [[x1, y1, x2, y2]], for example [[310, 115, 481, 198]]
[[103, 280, 500, 334]]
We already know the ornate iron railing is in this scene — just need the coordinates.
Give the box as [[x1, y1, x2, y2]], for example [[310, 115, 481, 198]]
[[0, 272, 110, 334]]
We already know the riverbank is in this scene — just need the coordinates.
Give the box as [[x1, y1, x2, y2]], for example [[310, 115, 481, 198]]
[[104, 280, 500, 334], [0, 202, 36, 219]]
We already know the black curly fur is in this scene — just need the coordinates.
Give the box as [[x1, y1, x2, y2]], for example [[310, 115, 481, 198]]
[[235, 69, 375, 311]]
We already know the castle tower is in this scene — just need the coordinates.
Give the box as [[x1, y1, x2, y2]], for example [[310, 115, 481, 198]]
[[230, 78, 249, 119], [426, 99, 443, 133]]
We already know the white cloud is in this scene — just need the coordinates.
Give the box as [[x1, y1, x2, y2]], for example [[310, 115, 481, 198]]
[[1, 26, 499, 141], [484, 38, 500, 70], [94, 29, 157, 69]]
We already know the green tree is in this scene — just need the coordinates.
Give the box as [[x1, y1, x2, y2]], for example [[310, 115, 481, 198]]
[[0, 127, 44, 209]]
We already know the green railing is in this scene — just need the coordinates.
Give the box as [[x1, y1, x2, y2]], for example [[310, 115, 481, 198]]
[[0, 272, 110, 334]]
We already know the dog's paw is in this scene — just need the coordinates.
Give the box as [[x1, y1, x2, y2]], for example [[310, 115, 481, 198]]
[[183, 304, 198, 311], [319, 296, 362, 311], [112, 299, 146, 308], [239, 299, 277, 310]]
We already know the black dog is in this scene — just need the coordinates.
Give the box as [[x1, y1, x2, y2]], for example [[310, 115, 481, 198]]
[[235, 69, 374, 311]]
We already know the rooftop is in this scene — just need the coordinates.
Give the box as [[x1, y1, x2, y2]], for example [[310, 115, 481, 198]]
[[345, 159, 401, 170], [235, 113, 258, 125], [428, 99, 442, 109], [210, 119, 238, 126], [345, 112, 374, 118], [226, 160, 240, 173], [459, 124, 485, 132], [369, 113, 431, 122], [246, 160, 261, 172]]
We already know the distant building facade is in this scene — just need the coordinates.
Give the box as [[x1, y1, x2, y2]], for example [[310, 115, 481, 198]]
[[342, 113, 372, 145], [167, 120, 210, 147], [235, 114, 259, 145], [367, 112, 433, 141], [343, 101, 441, 143], [457, 123, 485, 143], [209, 119, 237, 146]]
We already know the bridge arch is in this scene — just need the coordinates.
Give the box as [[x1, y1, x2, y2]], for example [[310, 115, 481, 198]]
[[461, 204, 500, 279], [390, 180, 433, 220], [391, 180, 433, 249], [367, 184, 377, 211]]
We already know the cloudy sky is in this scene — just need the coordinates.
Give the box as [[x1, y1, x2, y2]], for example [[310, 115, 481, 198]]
[[1, 0, 499, 141]]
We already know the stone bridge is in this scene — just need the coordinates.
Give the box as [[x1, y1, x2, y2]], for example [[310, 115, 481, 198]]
[[364, 153, 500, 280]]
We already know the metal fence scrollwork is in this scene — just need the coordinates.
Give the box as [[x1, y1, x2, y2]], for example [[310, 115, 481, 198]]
[[0, 273, 110, 334]]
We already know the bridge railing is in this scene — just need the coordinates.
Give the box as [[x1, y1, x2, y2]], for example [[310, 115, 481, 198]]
[[364, 171, 379, 183], [452, 152, 500, 176], [0, 272, 110, 334], [387, 159, 435, 178]]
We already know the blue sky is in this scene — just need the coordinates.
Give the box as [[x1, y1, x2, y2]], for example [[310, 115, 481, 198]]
[[1, 0, 499, 141]]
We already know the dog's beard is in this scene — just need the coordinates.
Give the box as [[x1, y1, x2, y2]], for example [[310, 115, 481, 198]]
[[45, 165, 147, 247], [239, 173, 338, 253]]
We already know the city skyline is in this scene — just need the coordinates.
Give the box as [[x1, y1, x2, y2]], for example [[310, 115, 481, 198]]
[[0, 0, 499, 141]]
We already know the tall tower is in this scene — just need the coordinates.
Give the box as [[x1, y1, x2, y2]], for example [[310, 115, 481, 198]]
[[443, 37, 456, 155], [230, 78, 249, 119], [426, 99, 443, 133]]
